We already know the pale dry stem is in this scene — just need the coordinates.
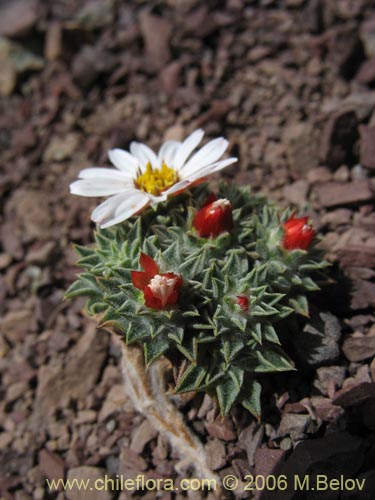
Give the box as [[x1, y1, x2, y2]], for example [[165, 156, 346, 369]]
[[113, 337, 221, 496]]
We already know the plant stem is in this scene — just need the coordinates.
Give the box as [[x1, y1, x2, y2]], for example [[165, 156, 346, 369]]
[[114, 337, 221, 492]]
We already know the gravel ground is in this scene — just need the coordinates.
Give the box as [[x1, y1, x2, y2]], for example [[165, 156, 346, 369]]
[[0, 1, 375, 499]]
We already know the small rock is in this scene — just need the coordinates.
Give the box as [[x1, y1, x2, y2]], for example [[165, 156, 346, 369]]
[[98, 384, 130, 422], [360, 15, 375, 57], [340, 91, 375, 121], [119, 447, 148, 474], [359, 125, 375, 169], [282, 122, 319, 172], [337, 245, 375, 268], [278, 413, 312, 441], [163, 124, 185, 142], [12, 124, 37, 153], [238, 422, 264, 467], [1, 308, 37, 343], [283, 180, 309, 206], [351, 280, 375, 310], [320, 111, 358, 168], [254, 448, 286, 479], [153, 435, 168, 461], [0, 36, 44, 83], [6, 189, 52, 240], [196, 393, 214, 419], [333, 165, 350, 182], [72, 45, 117, 88], [0, 60, 16, 96], [309, 396, 344, 422], [371, 358, 375, 382], [314, 366, 346, 396], [45, 21, 63, 61], [65, 467, 111, 500], [38, 449, 65, 482], [0, 253, 12, 269], [74, 410, 97, 425], [34, 487, 44, 500], [321, 209, 352, 228], [6, 382, 28, 403], [333, 382, 375, 407], [26, 241, 56, 265], [72, 0, 115, 30], [160, 61, 182, 94], [130, 419, 157, 454], [346, 314, 374, 329], [342, 334, 375, 362], [43, 133, 80, 162], [0, 0, 39, 37], [205, 438, 226, 471], [314, 181, 373, 208], [335, 0, 368, 20], [0, 334, 9, 358], [33, 323, 108, 427], [0, 432, 13, 449], [348, 364, 372, 386], [139, 10, 172, 72], [356, 56, 375, 85], [306, 166, 332, 184], [248, 45, 272, 63], [206, 416, 237, 441]]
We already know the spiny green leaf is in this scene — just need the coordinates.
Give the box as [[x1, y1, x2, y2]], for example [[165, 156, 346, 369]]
[[289, 294, 309, 317], [216, 367, 244, 416], [175, 364, 207, 393], [144, 337, 169, 366], [64, 274, 101, 299], [240, 380, 262, 420]]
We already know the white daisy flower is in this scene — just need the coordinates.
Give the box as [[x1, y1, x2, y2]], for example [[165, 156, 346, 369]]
[[69, 129, 238, 228]]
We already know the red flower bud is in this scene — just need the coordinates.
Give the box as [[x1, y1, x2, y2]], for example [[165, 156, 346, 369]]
[[282, 215, 315, 251], [236, 295, 250, 313], [131, 253, 182, 309], [193, 193, 233, 238]]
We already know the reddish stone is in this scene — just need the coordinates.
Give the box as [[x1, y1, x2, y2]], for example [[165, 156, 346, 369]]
[[314, 181, 373, 207], [254, 447, 287, 480], [337, 245, 375, 268], [356, 56, 375, 85], [333, 382, 375, 407], [38, 449, 65, 483], [360, 125, 375, 169], [342, 334, 375, 362]]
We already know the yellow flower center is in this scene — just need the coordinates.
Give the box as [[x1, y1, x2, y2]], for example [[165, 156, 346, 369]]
[[135, 162, 178, 196]]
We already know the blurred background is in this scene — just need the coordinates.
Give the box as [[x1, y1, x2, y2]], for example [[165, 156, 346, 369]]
[[0, 0, 375, 499]]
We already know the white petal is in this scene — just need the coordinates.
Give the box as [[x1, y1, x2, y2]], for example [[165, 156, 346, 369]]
[[180, 137, 229, 175], [162, 179, 191, 196], [108, 149, 139, 175], [130, 142, 159, 169], [70, 179, 131, 197], [92, 192, 150, 228], [182, 157, 238, 182], [91, 193, 126, 221], [174, 129, 205, 170], [78, 167, 132, 181], [158, 140, 181, 166], [148, 192, 168, 204]]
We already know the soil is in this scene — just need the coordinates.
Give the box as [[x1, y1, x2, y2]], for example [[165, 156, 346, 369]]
[[0, 1, 375, 499]]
